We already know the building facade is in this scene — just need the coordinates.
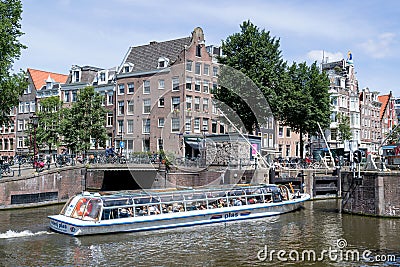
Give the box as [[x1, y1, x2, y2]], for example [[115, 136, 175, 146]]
[[378, 92, 397, 142], [359, 87, 381, 152], [15, 69, 68, 157], [115, 27, 223, 158], [315, 55, 360, 153]]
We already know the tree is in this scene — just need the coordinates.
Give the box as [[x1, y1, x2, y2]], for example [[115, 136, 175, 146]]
[[337, 113, 352, 141], [215, 20, 291, 133], [283, 62, 331, 158], [62, 86, 107, 154], [0, 0, 27, 125], [36, 96, 63, 154]]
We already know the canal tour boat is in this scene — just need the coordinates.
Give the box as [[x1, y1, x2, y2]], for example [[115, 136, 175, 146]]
[[48, 184, 310, 236]]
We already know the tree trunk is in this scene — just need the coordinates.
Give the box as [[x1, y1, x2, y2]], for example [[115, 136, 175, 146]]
[[300, 127, 304, 159]]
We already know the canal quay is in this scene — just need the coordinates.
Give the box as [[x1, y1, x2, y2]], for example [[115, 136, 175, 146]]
[[0, 159, 399, 266]]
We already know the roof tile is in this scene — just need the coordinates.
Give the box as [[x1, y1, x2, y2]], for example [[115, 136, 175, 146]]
[[27, 68, 68, 90]]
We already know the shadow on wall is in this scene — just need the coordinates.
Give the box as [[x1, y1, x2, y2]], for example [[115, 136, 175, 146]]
[[101, 170, 142, 191]]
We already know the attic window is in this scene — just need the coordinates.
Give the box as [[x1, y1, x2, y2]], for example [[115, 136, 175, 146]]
[[158, 57, 169, 68], [73, 71, 80, 82], [100, 73, 106, 82], [196, 45, 201, 57], [124, 66, 130, 73]]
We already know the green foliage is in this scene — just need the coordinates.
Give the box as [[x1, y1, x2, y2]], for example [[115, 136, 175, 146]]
[[337, 113, 352, 141], [284, 61, 331, 157], [62, 86, 107, 153], [385, 125, 400, 144], [0, 0, 27, 125], [36, 96, 63, 153], [215, 20, 290, 133]]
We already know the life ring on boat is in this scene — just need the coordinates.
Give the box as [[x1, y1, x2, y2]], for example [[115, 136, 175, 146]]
[[279, 185, 290, 201], [75, 199, 92, 216]]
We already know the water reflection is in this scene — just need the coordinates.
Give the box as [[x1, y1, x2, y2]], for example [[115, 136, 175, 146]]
[[0, 200, 398, 266]]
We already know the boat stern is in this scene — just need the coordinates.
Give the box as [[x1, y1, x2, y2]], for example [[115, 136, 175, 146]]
[[48, 215, 82, 236]]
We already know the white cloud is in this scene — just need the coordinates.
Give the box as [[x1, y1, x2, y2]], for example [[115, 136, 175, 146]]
[[359, 32, 396, 59], [306, 50, 344, 63]]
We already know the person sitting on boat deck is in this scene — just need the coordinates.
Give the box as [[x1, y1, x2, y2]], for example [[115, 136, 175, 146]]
[[218, 198, 225, 208], [248, 197, 257, 205], [161, 204, 167, 213], [148, 205, 160, 215], [167, 205, 173, 213], [264, 196, 273, 203], [118, 208, 130, 218], [234, 198, 243, 206], [138, 206, 147, 216], [172, 203, 180, 212]]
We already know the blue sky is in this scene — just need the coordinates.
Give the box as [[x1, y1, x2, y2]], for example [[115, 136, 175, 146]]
[[13, 0, 400, 96]]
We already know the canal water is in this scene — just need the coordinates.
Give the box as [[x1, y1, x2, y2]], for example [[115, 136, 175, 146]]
[[0, 199, 398, 267]]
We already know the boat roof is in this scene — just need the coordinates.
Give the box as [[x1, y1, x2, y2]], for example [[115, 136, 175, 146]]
[[80, 184, 278, 201]]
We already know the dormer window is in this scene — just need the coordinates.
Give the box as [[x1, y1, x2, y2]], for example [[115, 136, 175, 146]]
[[45, 75, 54, 89], [158, 57, 169, 68], [100, 72, 106, 82], [121, 63, 134, 73], [73, 70, 80, 83]]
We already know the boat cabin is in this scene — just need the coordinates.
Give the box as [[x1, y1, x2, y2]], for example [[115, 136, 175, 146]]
[[59, 185, 285, 222]]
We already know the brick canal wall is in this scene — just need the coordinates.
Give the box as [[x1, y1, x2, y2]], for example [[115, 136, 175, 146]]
[[341, 171, 400, 217], [0, 167, 85, 209]]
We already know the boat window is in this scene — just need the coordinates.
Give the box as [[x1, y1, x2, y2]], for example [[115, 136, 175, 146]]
[[160, 202, 185, 213], [103, 198, 132, 207], [185, 199, 208, 211], [82, 198, 102, 221], [60, 196, 77, 216], [159, 195, 174, 203]]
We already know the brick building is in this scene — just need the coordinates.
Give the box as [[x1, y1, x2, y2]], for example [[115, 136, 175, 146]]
[[115, 27, 223, 157]]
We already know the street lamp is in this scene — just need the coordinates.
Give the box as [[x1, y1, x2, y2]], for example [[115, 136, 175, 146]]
[[201, 127, 207, 167], [31, 115, 39, 169]]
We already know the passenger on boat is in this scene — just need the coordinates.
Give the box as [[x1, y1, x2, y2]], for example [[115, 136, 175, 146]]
[[248, 197, 257, 204], [234, 198, 243, 206], [218, 199, 225, 208], [167, 205, 173, 213], [161, 204, 167, 213], [148, 205, 160, 215], [138, 206, 147, 216], [118, 208, 130, 218]]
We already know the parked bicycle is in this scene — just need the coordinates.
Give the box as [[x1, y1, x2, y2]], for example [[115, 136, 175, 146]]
[[55, 154, 72, 167], [0, 160, 14, 177]]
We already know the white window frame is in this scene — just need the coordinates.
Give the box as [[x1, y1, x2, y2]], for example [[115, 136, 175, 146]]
[[128, 83, 134, 94], [171, 118, 180, 133], [142, 119, 150, 134], [143, 99, 151, 114], [172, 77, 180, 91], [127, 120, 134, 134], [127, 100, 134, 115], [143, 80, 150, 94], [158, 118, 165, 128], [158, 79, 165, 90]]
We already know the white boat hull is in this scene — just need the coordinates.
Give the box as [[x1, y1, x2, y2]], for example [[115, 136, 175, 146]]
[[49, 194, 310, 236]]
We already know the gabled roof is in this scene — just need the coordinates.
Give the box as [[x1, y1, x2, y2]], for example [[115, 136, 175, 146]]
[[378, 94, 390, 120], [124, 36, 192, 72], [27, 68, 68, 90]]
